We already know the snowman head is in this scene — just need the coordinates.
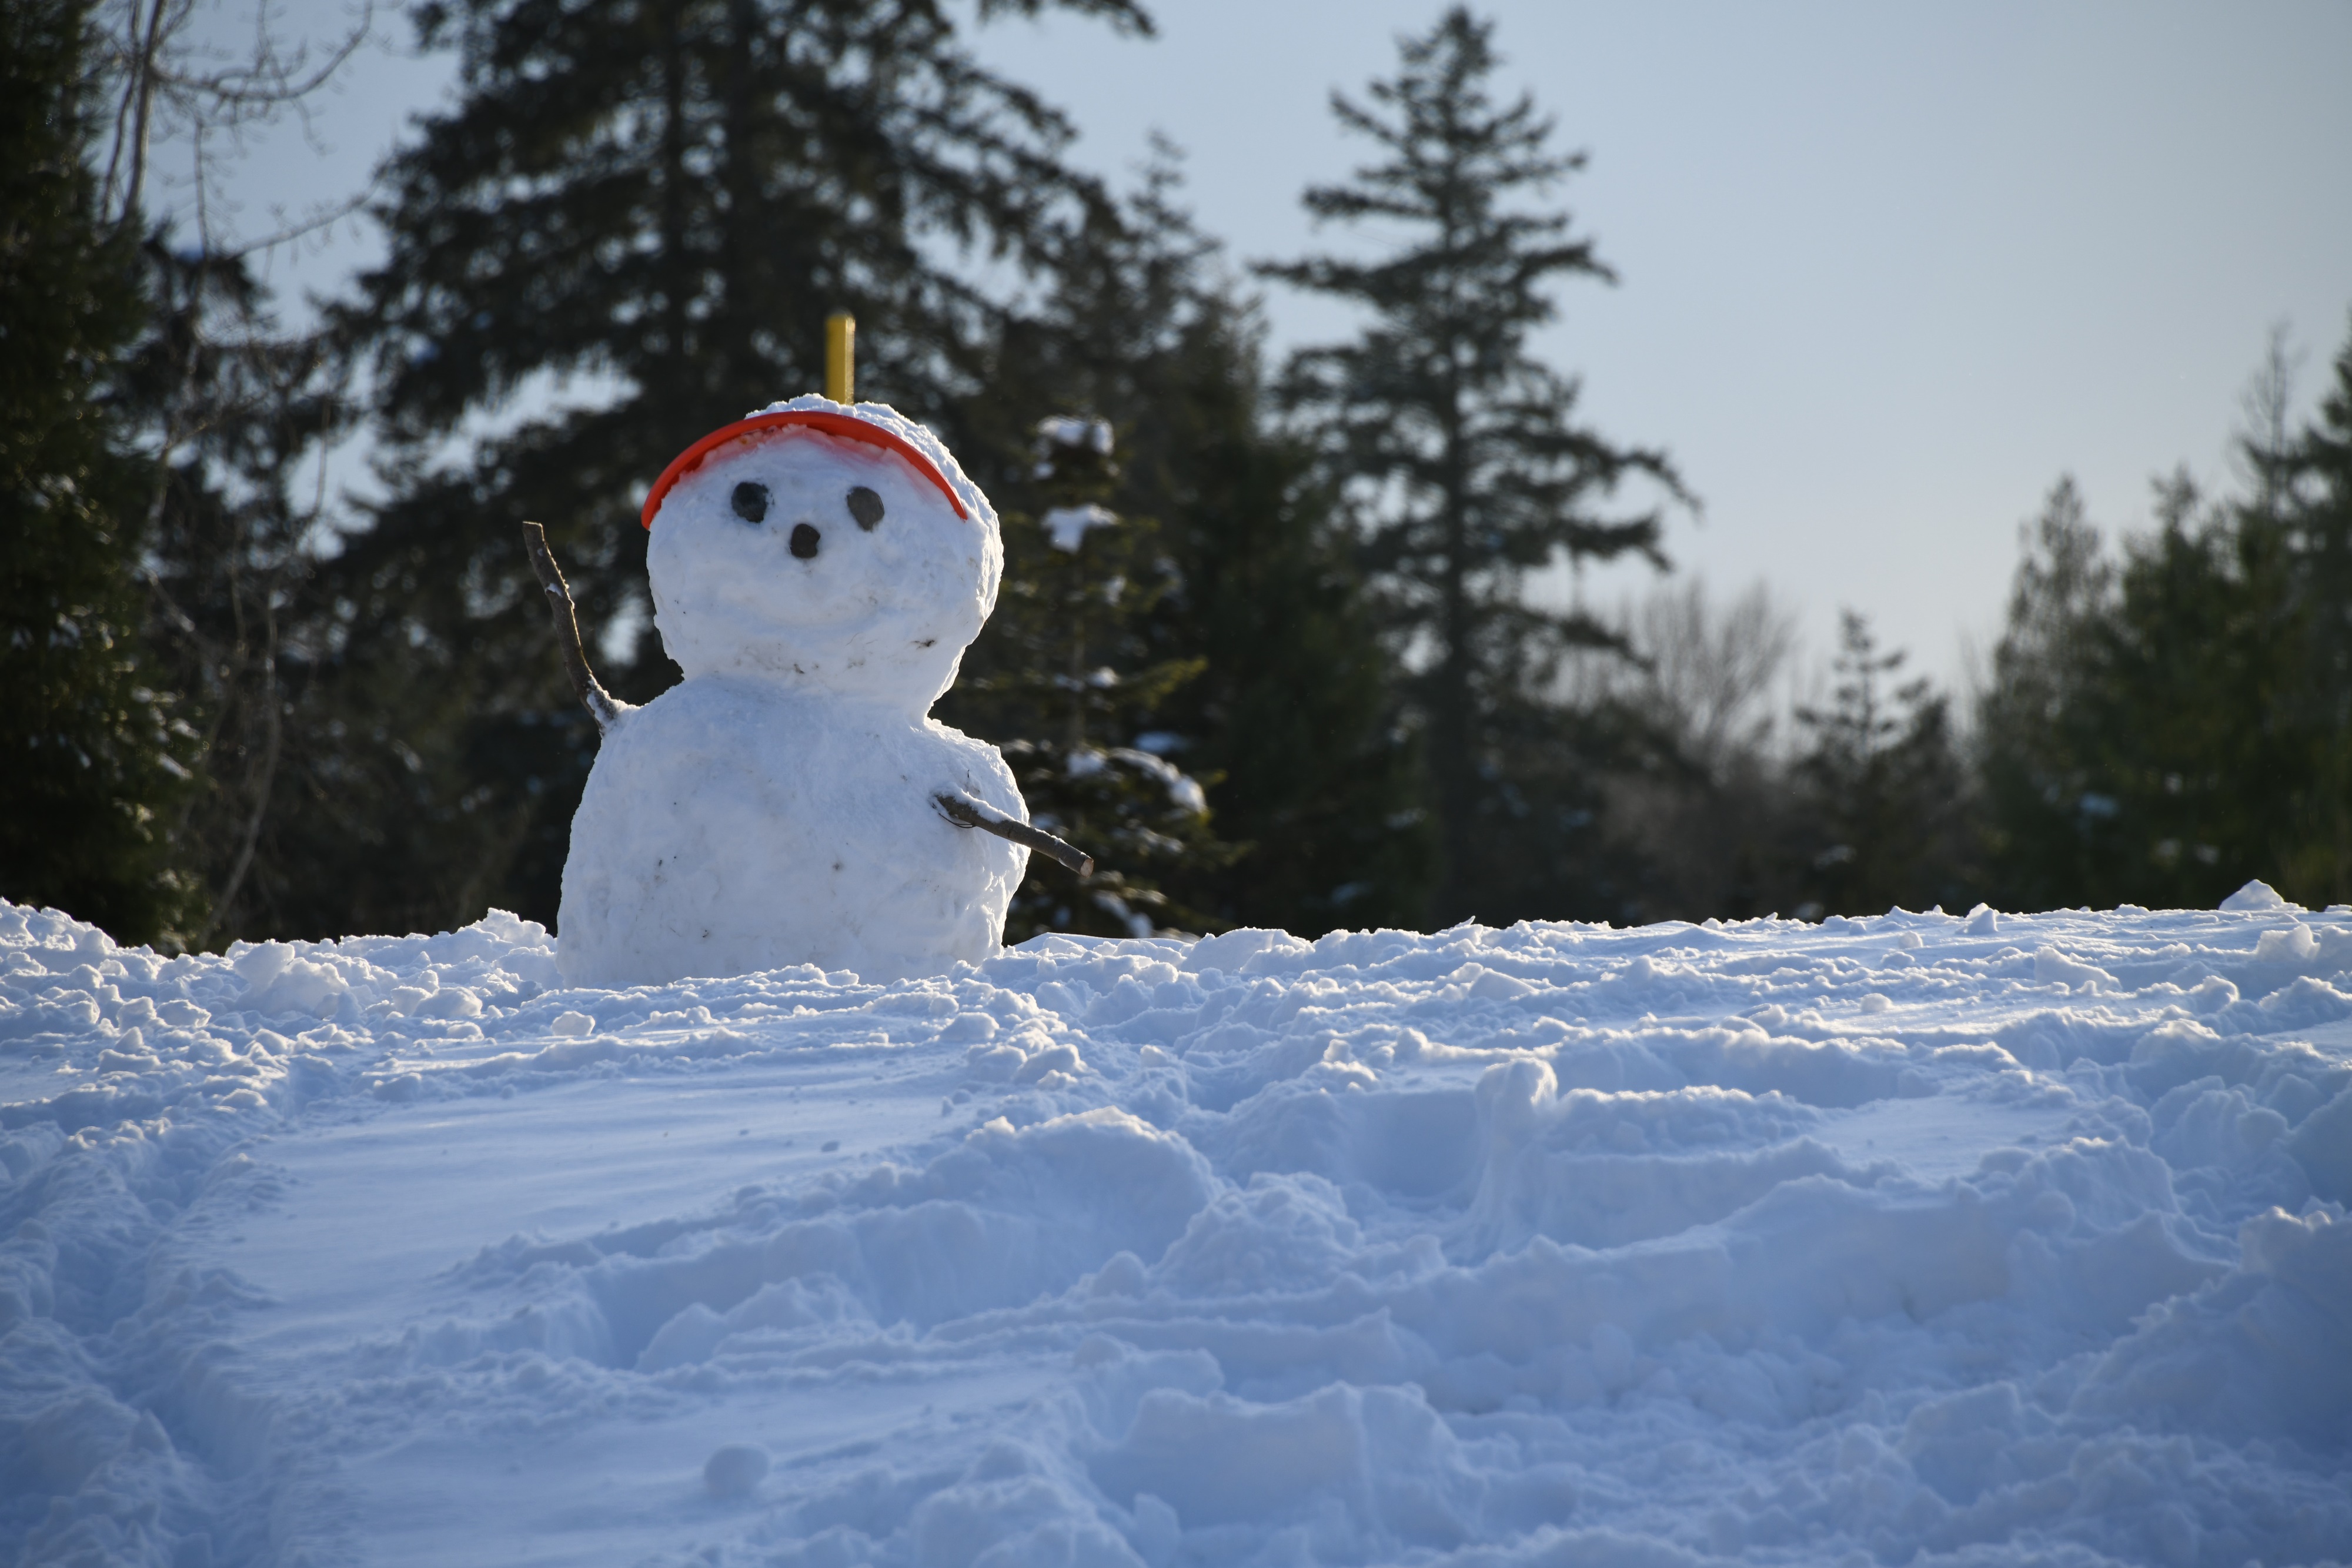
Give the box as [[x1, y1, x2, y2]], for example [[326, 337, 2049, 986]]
[[643, 397, 1001, 711]]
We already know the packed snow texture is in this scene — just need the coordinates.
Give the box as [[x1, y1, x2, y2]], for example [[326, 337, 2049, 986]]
[[4, 892, 2350, 1566], [562, 397, 1027, 988]]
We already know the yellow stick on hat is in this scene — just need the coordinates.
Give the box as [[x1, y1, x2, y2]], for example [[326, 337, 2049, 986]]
[[826, 312, 855, 403]]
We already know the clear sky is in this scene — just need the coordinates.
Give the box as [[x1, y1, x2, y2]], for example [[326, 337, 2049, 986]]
[[180, 0, 2352, 695]]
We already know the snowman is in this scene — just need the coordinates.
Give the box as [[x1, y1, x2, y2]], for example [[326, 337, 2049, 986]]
[[552, 394, 1078, 988]]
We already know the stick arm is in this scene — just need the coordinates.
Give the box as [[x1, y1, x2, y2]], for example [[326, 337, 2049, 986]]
[[521, 521, 624, 732], [934, 791, 1094, 877]]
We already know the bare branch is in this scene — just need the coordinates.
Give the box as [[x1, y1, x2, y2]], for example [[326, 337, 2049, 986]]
[[198, 586, 280, 947], [212, 191, 369, 260], [99, 0, 176, 222], [519, 522, 623, 731], [95, 0, 377, 236], [934, 793, 1094, 877]]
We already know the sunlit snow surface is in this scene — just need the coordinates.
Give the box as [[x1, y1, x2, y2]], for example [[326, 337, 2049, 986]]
[[5, 900, 2350, 1567]]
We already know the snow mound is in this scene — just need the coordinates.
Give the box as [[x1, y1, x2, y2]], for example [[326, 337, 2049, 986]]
[[2221, 878, 2301, 912], [4, 898, 2350, 1564]]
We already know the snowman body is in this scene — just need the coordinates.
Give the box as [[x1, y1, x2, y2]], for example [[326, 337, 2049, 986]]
[[557, 397, 1028, 988]]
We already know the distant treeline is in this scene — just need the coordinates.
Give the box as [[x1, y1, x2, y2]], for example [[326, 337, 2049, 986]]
[[6, 0, 2350, 950]]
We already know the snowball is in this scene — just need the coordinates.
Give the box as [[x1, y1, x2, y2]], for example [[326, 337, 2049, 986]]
[[646, 397, 1000, 710], [559, 680, 1026, 988]]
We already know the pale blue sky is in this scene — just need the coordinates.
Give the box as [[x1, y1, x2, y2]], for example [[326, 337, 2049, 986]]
[[179, 0, 2352, 696]]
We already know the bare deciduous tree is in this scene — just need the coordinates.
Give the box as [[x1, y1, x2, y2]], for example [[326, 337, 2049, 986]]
[[1560, 579, 1805, 922], [93, 1, 375, 944], [94, 0, 372, 239]]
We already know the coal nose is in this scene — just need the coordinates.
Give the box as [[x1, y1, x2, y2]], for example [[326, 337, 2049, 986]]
[[789, 522, 820, 559]]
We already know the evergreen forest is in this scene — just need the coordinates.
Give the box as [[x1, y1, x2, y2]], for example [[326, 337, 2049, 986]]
[[6, 0, 2350, 951]]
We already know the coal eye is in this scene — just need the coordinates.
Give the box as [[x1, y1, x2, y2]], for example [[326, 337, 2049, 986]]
[[731, 482, 770, 523], [846, 486, 884, 530]]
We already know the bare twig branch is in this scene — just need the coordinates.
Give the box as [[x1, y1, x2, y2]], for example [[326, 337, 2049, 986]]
[[205, 192, 370, 262], [934, 792, 1094, 877], [96, 0, 377, 236], [199, 584, 279, 948], [99, 0, 173, 222], [520, 522, 622, 731]]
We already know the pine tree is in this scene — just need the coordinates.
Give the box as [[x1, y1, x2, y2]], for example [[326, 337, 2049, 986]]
[[1976, 477, 2122, 911], [2073, 472, 2302, 908], [1976, 396, 2328, 913], [950, 416, 1228, 940], [944, 162, 1436, 935], [2278, 320, 2352, 900], [1793, 612, 1970, 917], [1262, 6, 1686, 924], [329, 0, 1151, 931], [0, 0, 200, 945], [1139, 307, 1438, 935]]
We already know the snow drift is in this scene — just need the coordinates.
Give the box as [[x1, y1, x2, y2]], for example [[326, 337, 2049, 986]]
[[2, 894, 2348, 1565]]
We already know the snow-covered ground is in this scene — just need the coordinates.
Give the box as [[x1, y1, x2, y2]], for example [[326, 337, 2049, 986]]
[[4, 892, 2349, 1567]]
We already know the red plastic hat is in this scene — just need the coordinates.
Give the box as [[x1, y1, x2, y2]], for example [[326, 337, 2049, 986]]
[[640, 409, 969, 529]]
